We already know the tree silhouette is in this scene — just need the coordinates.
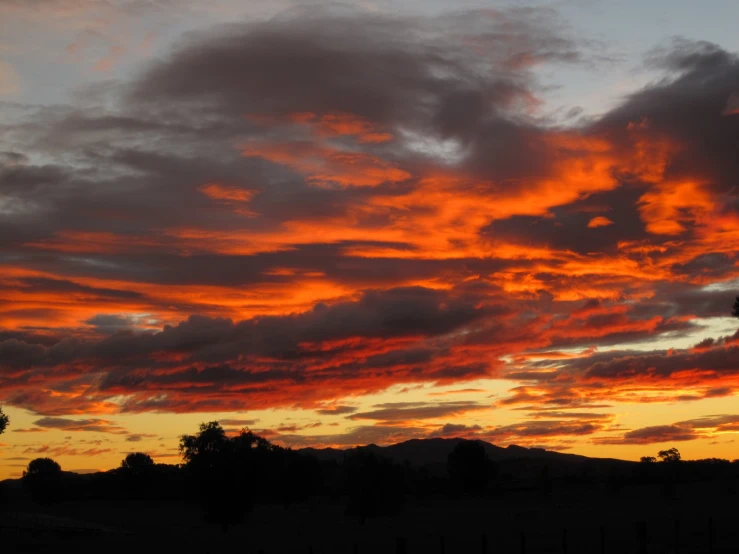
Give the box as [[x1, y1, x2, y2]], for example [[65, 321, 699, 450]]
[[231, 429, 285, 503], [180, 421, 231, 471], [119, 452, 157, 497], [640, 456, 657, 463], [22, 458, 63, 504], [179, 422, 257, 532], [0, 406, 8, 435], [121, 452, 155, 473], [658, 448, 681, 463], [733, 295, 739, 318], [447, 440, 493, 494]]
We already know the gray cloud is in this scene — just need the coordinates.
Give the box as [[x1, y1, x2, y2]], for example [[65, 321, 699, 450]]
[[349, 401, 487, 422], [32, 417, 128, 434]]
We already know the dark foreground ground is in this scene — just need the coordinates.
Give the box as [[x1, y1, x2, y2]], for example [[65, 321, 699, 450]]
[[2, 480, 738, 554]]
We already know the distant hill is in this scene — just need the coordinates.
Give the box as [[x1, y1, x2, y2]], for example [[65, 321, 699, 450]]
[[0, 438, 633, 491], [299, 437, 626, 466]]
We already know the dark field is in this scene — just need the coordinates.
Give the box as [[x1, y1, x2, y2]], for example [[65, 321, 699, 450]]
[[3, 480, 738, 554]]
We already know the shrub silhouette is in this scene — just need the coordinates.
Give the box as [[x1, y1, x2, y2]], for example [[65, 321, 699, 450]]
[[22, 458, 63, 504], [447, 440, 493, 494], [732, 295, 739, 318]]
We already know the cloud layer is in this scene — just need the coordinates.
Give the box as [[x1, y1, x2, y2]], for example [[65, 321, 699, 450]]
[[0, 8, 738, 454]]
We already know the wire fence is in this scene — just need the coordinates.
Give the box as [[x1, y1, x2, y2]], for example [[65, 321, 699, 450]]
[[2, 510, 737, 553], [251, 517, 739, 554], [0, 510, 132, 537]]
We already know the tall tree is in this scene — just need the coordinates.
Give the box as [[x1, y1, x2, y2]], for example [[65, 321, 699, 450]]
[[179, 422, 252, 531], [658, 448, 681, 463], [0, 406, 8, 435], [179, 421, 231, 471]]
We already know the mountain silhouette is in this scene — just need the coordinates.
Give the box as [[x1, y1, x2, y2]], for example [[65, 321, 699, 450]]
[[299, 437, 621, 466]]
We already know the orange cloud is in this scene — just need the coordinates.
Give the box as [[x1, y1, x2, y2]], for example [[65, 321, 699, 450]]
[[587, 216, 614, 228], [722, 92, 739, 116], [199, 183, 256, 203], [242, 141, 411, 187], [250, 111, 394, 144], [2, 16, 739, 465], [94, 45, 126, 72], [0, 59, 21, 96], [638, 180, 714, 235]]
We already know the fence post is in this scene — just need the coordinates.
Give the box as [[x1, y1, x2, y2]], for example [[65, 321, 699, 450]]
[[638, 521, 647, 554], [396, 536, 407, 554], [353, 543, 359, 554], [481, 533, 488, 554], [520, 530, 526, 554], [561, 528, 567, 554], [708, 517, 714, 554], [674, 519, 680, 554], [600, 526, 605, 554]]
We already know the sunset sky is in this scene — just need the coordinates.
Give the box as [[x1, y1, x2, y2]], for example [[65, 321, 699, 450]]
[[1, 0, 739, 478]]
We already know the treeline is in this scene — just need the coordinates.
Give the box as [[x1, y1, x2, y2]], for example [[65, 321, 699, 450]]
[[8, 422, 739, 530]]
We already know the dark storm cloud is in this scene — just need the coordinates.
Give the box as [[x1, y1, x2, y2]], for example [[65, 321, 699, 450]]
[[130, 9, 575, 127], [627, 284, 739, 320], [579, 344, 739, 380], [597, 39, 739, 193], [0, 339, 52, 370], [88, 285, 498, 361], [119, 7, 595, 200], [482, 186, 648, 255], [672, 254, 737, 281], [85, 314, 137, 332], [516, 327, 739, 387], [17, 278, 142, 300], [8, 250, 517, 291], [0, 285, 501, 411]]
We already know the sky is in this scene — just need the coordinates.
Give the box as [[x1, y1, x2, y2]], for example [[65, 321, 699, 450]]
[[1, 0, 739, 478]]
